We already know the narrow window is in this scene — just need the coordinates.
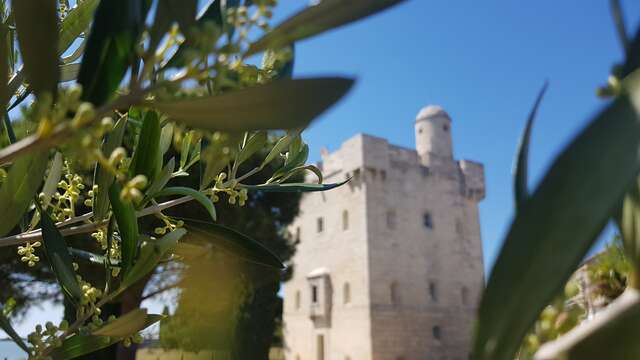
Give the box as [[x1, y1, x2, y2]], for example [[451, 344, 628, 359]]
[[317, 335, 325, 360], [423, 212, 433, 229], [429, 281, 438, 302], [462, 286, 469, 306], [432, 325, 442, 340], [387, 210, 397, 230], [295, 290, 301, 309], [295, 227, 301, 242], [390, 281, 399, 305], [443, 123, 450, 132], [317, 217, 324, 233], [311, 285, 318, 304], [342, 210, 349, 230], [343, 282, 351, 304]]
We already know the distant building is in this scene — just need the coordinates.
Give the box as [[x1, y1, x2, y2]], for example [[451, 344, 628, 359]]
[[283, 106, 485, 360]]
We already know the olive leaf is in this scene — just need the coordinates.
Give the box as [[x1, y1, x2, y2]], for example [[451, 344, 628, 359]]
[[237, 131, 267, 166], [130, 110, 162, 183], [108, 182, 139, 277], [242, 179, 348, 193], [58, 0, 100, 55], [12, 0, 59, 97], [93, 117, 127, 222], [151, 78, 354, 131], [153, 187, 216, 222], [246, 0, 406, 56], [0, 303, 30, 354]]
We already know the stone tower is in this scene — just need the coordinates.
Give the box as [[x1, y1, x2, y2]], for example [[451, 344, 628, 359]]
[[283, 106, 485, 360]]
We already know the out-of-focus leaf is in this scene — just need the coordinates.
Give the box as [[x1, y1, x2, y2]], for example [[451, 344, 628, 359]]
[[162, 0, 223, 69], [37, 204, 83, 305], [13, 0, 59, 97], [130, 110, 161, 182], [152, 77, 354, 131], [58, 0, 100, 55], [0, 304, 30, 354], [153, 187, 216, 221], [60, 63, 81, 83], [534, 289, 640, 360], [0, 25, 8, 108], [473, 74, 640, 360], [93, 308, 147, 336], [108, 183, 139, 276], [610, 0, 630, 53], [78, 0, 148, 105], [246, 0, 406, 56], [145, 158, 175, 199], [237, 131, 267, 165], [242, 179, 347, 193], [621, 28, 640, 78], [50, 313, 163, 359], [121, 229, 186, 289], [180, 218, 284, 269], [0, 152, 47, 236], [615, 177, 640, 272], [179, 131, 193, 170], [513, 82, 548, 209], [93, 117, 127, 221]]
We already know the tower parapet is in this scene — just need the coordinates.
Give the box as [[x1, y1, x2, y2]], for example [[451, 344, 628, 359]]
[[459, 160, 485, 202], [415, 105, 453, 168]]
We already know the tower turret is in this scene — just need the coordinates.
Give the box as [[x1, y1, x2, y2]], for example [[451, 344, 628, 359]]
[[415, 105, 453, 167]]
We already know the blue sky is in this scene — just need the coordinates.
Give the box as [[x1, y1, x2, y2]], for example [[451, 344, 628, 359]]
[[273, 0, 640, 273], [6, 0, 640, 351]]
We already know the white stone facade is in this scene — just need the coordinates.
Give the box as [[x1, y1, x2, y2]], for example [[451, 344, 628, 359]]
[[283, 106, 485, 360]]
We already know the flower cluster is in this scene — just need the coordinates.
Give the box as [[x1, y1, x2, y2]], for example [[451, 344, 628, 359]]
[[27, 320, 69, 359], [50, 170, 85, 221], [208, 172, 248, 206], [154, 217, 184, 236], [120, 175, 148, 204], [17, 241, 41, 267]]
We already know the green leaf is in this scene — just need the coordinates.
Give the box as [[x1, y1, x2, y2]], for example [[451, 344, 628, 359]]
[[58, 0, 100, 55], [0, 304, 30, 354], [69, 247, 118, 267], [29, 152, 64, 229], [151, 77, 354, 131], [242, 179, 348, 193], [246, 0, 406, 56], [159, 122, 174, 155], [180, 218, 284, 269], [93, 117, 127, 222], [535, 289, 640, 360], [130, 110, 162, 182], [0, 25, 8, 109], [93, 308, 147, 337], [473, 76, 640, 360], [13, 0, 59, 97], [50, 312, 163, 359], [181, 218, 285, 269], [0, 152, 47, 236], [121, 229, 186, 289], [513, 82, 548, 209], [60, 63, 81, 83], [237, 131, 267, 165], [78, 0, 148, 105], [615, 177, 640, 272], [37, 204, 83, 305], [153, 187, 216, 221], [261, 130, 300, 169], [272, 143, 309, 180], [145, 158, 175, 199], [108, 182, 139, 276]]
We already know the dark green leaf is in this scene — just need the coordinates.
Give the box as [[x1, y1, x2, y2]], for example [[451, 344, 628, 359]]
[[535, 289, 640, 360], [237, 131, 267, 165], [0, 152, 47, 236], [130, 110, 161, 182], [37, 203, 83, 305], [93, 117, 127, 222], [108, 182, 139, 276], [151, 77, 354, 131], [610, 0, 630, 53], [261, 131, 299, 169], [92, 308, 147, 337], [0, 25, 8, 108], [13, 0, 59, 97], [246, 0, 406, 56], [69, 247, 119, 267], [78, 0, 148, 105], [513, 82, 548, 209], [121, 228, 186, 289], [473, 78, 640, 360], [272, 143, 309, 180], [0, 304, 30, 354], [58, 0, 100, 55], [242, 179, 348, 193], [153, 187, 216, 221], [50, 312, 163, 359], [179, 218, 284, 269]]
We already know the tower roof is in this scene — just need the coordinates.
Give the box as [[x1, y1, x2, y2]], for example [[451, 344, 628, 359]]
[[416, 105, 450, 122]]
